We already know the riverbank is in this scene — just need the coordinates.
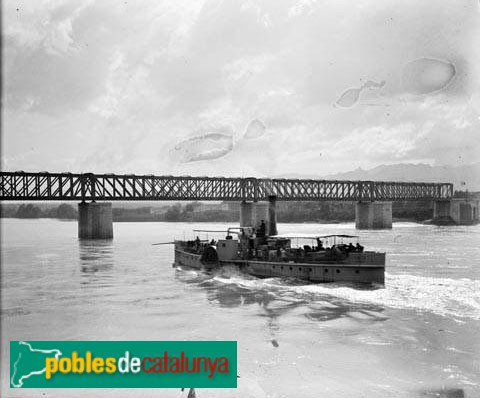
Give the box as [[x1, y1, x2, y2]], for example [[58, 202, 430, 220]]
[[1, 200, 434, 224], [1, 216, 432, 225]]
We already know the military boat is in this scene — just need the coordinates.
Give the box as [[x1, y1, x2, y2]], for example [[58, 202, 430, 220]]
[[174, 226, 385, 284]]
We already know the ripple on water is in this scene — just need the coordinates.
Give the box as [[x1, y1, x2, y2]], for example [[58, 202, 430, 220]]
[[180, 267, 480, 321]]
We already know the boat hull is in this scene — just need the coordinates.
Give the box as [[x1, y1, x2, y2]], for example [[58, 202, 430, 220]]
[[174, 245, 384, 284], [235, 260, 384, 284]]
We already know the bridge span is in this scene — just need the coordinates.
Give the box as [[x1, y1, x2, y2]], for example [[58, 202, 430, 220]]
[[0, 171, 462, 238], [0, 171, 452, 202]]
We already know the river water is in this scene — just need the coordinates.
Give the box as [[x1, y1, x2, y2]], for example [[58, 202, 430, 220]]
[[1, 219, 479, 398]]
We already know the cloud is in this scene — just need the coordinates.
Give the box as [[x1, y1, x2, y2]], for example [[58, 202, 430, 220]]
[[2, 0, 479, 177]]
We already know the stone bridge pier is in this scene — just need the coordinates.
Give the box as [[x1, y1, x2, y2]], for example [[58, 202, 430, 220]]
[[433, 199, 479, 225], [355, 201, 392, 229], [78, 202, 113, 239], [240, 195, 277, 235]]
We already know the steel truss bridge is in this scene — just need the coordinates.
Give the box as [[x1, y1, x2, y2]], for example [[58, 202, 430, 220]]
[[0, 171, 453, 202]]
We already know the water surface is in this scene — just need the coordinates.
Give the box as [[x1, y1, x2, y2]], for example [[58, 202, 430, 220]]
[[1, 219, 479, 397]]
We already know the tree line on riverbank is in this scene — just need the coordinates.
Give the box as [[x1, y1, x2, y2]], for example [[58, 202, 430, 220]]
[[0, 200, 437, 223], [1, 203, 78, 219]]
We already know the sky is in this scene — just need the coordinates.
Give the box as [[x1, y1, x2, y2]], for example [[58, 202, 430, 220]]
[[2, 0, 480, 178]]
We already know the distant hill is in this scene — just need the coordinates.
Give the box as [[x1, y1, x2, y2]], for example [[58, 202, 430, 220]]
[[326, 163, 480, 190], [276, 163, 480, 191]]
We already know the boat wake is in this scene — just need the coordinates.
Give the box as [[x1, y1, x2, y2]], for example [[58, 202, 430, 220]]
[[177, 266, 480, 321], [296, 273, 480, 321]]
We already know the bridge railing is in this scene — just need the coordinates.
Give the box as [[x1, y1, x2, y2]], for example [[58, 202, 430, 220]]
[[0, 171, 453, 201]]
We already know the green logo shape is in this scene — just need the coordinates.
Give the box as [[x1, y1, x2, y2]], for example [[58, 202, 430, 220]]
[[10, 341, 237, 388]]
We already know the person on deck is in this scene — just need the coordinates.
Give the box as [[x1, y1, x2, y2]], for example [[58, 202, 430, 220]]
[[257, 220, 266, 238], [316, 238, 324, 251]]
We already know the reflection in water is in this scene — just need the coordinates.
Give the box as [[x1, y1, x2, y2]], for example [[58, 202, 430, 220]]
[[201, 279, 278, 309], [305, 298, 385, 323], [78, 240, 114, 278], [174, 266, 386, 327]]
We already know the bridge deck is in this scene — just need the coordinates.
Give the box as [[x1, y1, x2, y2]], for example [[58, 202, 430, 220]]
[[0, 172, 453, 201]]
